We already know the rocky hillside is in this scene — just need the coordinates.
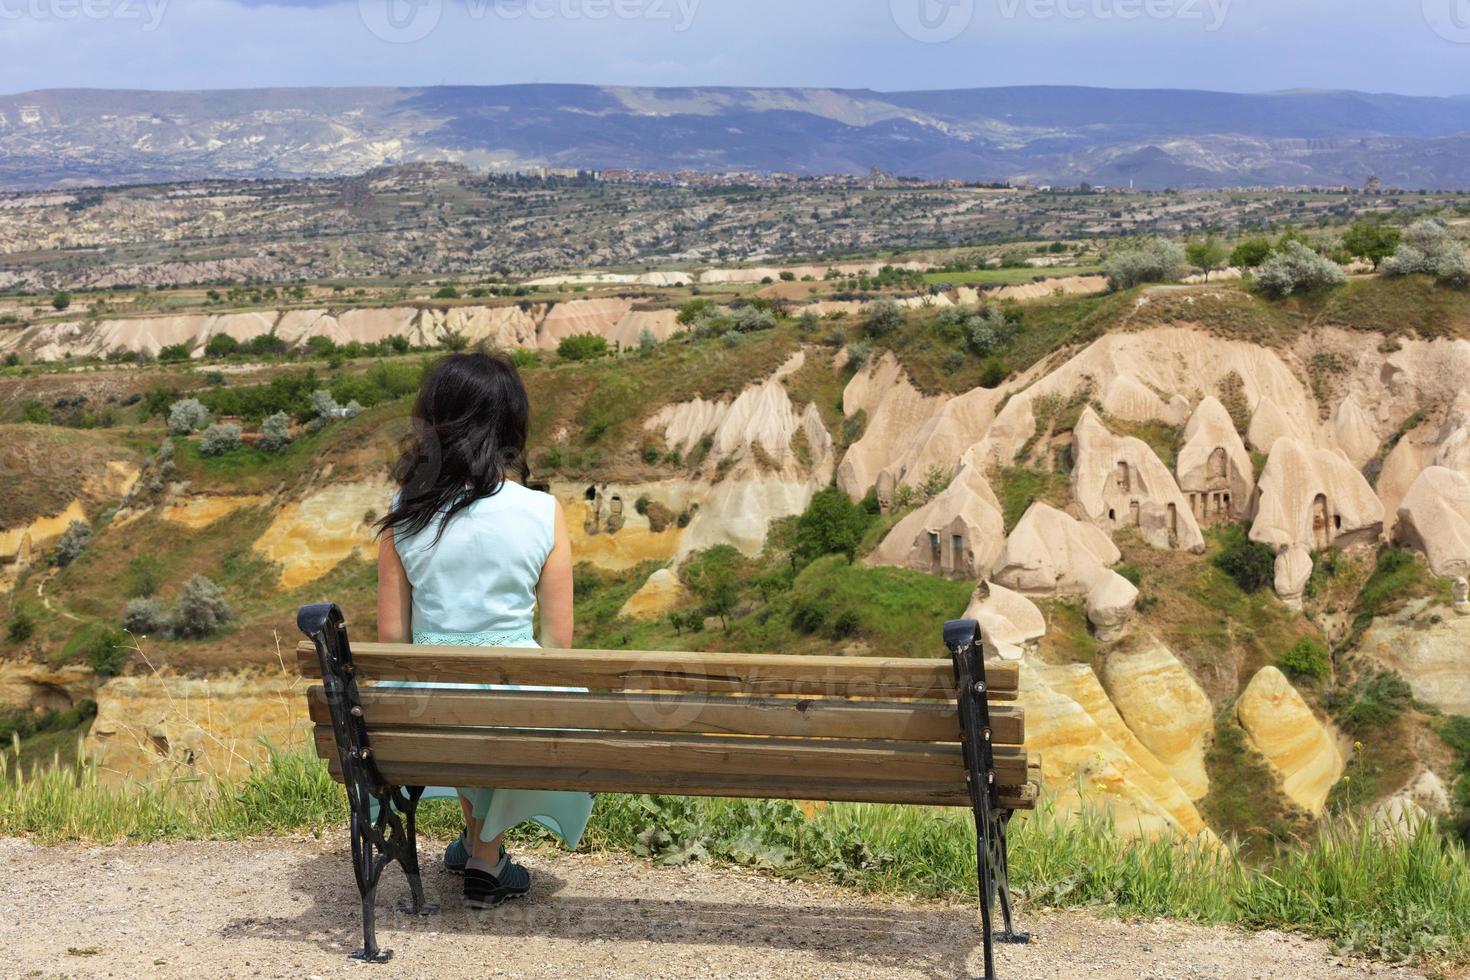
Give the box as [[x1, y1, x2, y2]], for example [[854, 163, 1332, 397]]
[[1, 273, 1468, 850], [6, 85, 1470, 190]]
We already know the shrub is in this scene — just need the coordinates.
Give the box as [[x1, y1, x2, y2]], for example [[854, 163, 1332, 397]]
[[638, 328, 657, 353], [122, 598, 169, 636], [260, 411, 292, 452], [52, 520, 92, 568], [52, 291, 72, 311], [831, 609, 862, 639], [125, 555, 165, 598], [167, 398, 209, 435], [158, 343, 191, 363], [6, 612, 34, 644], [432, 285, 460, 300], [797, 309, 820, 334], [846, 341, 873, 370], [794, 487, 872, 567], [199, 422, 243, 457], [204, 334, 240, 358], [1252, 241, 1348, 298], [1212, 525, 1276, 593], [171, 575, 235, 639], [1383, 219, 1470, 287], [1103, 239, 1187, 290], [789, 597, 827, 634], [1230, 237, 1274, 270], [1278, 638, 1331, 681], [1328, 669, 1414, 734], [558, 334, 609, 361], [79, 626, 130, 677], [863, 298, 904, 338], [731, 305, 775, 333]]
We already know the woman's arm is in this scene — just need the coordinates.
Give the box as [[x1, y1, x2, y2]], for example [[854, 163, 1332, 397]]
[[377, 529, 413, 643], [536, 500, 574, 650]]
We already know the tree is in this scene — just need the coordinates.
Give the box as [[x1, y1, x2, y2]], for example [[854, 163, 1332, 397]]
[[1102, 239, 1187, 291], [1230, 237, 1274, 270], [171, 575, 234, 639], [204, 334, 241, 358], [199, 422, 242, 457], [1384, 219, 1470, 287], [1185, 239, 1229, 280], [158, 344, 191, 363], [52, 292, 71, 311], [1341, 222, 1402, 270], [260, 411, 292, 452], [557, 334, 609, 361], [683, 545, 744, 631], [123, 598, 169, 636], [864, 298, 904, 338], [1252, 241, 1348, 298], [794, 486, 871, 567], [1212, 526, 1276, 593], [167, 398, 209, 435], [52, 520, 92, 568]]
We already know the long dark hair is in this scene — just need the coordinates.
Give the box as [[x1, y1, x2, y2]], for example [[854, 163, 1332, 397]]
[[377, 352, 531, 546]]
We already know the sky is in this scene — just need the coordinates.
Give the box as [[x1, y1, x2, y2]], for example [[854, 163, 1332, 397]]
[[0, 0, 1465, 97]]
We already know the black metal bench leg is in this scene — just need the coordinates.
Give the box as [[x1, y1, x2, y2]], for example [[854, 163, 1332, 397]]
[[349, 810, 395, 964], [946, 618, 1029, 980], [395, 786, 440, 916]]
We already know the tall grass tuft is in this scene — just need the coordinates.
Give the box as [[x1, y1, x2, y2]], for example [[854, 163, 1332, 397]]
[[3, 745, 1469, 965]]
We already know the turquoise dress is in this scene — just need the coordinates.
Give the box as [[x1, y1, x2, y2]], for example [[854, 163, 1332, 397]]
[[388, 481, 595, 849]]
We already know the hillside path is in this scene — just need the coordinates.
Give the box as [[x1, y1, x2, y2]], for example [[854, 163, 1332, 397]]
[[0, 836, 1425, 979]]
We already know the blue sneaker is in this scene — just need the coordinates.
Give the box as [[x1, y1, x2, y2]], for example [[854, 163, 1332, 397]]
[[444, 829, 469, 874]]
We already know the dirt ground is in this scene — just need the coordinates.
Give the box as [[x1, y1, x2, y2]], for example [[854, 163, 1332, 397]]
[[0, 835, 1426, 980]]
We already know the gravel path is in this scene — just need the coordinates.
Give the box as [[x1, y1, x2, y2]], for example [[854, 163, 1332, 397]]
[[0, 835, 1425, 979]]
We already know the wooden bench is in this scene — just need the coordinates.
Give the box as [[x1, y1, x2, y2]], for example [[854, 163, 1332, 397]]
[[298, 604, 1036, 979]]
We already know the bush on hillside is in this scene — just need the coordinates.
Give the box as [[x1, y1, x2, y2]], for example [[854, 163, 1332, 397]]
[[122, 598, 169, 636], [1230, 237, 1274, 270], [1383, 219, 1470, 287], [1103, 238, 1187, 290], [6, 612, 34, 644], [731, 305, 776, 333], [1252, 241, 1348, 298], [260, 411, 292, 452], [199, 422, 242, 457], [79, 626, 130, 677], [167, 398, 210, 435], [846, 341, 873, 370], [204, 334, 241, 358], [863, 298, 904, 338], [1277, 637, 1331, 681], [794, 486, 872, 567], [1212, 525, 1276, 593], [52, 520, 92, 568], [557, 334, 609, 361], [1327, 668, 1414, 734], [171, 575, 234, 639]]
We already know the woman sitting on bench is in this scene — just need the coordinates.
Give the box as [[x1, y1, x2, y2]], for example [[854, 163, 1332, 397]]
[[375, 352, 590, 911]]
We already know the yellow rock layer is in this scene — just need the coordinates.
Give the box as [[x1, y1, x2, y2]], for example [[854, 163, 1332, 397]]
[[253, 480, 391, 589], [85, 672, 311, 784], [1098, 636, 1214, 800], [162, 494, 270, 531], [1236, 666, 1345, 816]]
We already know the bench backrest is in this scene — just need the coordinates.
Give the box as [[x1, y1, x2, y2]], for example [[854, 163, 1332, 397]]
[[298, 639, 1033, 810]]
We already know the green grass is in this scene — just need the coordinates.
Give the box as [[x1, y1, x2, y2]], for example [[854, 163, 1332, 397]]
[[4, 746, 1470, 966], [994, 467, 1070, 532], [920, 265, 1102, 287]]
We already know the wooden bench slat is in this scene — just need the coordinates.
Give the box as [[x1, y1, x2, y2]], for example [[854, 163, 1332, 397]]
[[305, 686, 1024, 745], [326, 757, 977, 806], [295, 640, 1019, 700], [311, 725, 1027, 786]]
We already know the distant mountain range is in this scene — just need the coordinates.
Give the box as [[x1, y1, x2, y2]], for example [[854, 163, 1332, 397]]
[[3, 84, 1470, 191]]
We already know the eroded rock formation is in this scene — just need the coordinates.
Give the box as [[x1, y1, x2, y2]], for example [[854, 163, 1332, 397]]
[[1071, 408, 1205, 552], [992, 502, 1120, 594], [1236, 666, 1344, 816], [1176, 396, 1254, 524], [1098, 636, 1213, 800]]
